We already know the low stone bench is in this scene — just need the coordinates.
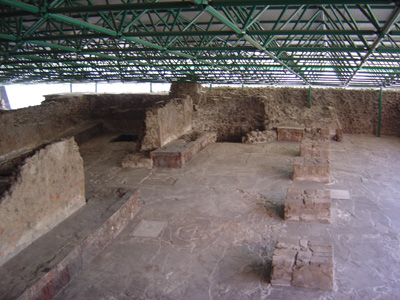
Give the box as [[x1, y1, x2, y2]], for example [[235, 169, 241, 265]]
[[271, 238, 334, 291], [284, 188, 331, 223], [300, 139, 331, 159], [293, 157, 330, 183], [277, 126, 304, 142], [151, 132, 215, 168]]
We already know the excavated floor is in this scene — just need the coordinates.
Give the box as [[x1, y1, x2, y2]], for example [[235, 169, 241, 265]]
[[54, 134, 400, 300]]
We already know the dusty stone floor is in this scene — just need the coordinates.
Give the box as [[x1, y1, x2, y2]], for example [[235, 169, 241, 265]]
[[55, 134, 400, 300]]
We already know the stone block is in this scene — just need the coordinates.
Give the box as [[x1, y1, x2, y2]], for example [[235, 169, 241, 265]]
[[293, 157, 330, 183], [271, 239, 334, 291], [151, 132, 215, 168], [300, 139, 331, 159], [284, 188, 331, 223], [277, 126, 304, 142]]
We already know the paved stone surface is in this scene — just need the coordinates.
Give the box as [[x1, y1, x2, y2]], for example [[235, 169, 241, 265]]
[[330, 190, 350, 200], [271, 238, 334, 291], [130, 220, 166, 238], [284, 188, 331, 223], [52, 135, 400, 300]]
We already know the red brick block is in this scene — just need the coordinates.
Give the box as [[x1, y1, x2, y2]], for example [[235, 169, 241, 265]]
[[277, 126, 304, 142], [284, 188, 331, 223], [271, 238, 334, 291], [300, 139, 331, 159], [293, 157, 330, 183]]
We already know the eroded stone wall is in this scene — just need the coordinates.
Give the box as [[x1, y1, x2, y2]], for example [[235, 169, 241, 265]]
[[193, 88, 265, 142], [0, 138, 85, 266], [141, 97, 193, 151], [86, 93, 170, 133], [192, 87, 400, 140], [0, 95, 90, 159]]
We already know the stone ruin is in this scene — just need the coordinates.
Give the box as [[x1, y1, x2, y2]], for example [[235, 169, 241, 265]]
[[271, 238, 334, 291]]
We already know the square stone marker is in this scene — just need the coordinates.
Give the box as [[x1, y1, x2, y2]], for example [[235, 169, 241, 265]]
[[271, 238, 334, 291], [130, 220, 166, 238], [284, 188, 331, 223], [330, 189, 350, 200]]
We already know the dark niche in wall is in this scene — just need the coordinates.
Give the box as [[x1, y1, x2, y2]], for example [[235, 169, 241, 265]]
[[110, 134, 139, 143]]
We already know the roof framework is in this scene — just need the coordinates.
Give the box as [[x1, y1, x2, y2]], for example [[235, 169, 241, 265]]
[[1, 0, 400, 87]]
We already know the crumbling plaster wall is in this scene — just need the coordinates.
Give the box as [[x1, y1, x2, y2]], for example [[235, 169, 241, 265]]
[[0, 95, 90, 159], [86, 93, 170, 134], [192, 87, 400, 140], [141, 97, 193, 151], [0, 138, 85, 266]]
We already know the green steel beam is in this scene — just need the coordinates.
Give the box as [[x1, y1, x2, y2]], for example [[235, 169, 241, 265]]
[[344, 5, 400, 86], [211, 0, 394, 5], [0, 0, 39, 13], [204, 4, 313, 84]]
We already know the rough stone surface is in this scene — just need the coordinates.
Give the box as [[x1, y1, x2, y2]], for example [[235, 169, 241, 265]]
[[293, 157, 331, 183], [0, 95, 90, 158], [242, 129, 277, 143], [122, 154, 153, 169], [271, 238, 334, 291], [0, 138, 85, 267], [300, 139, 331, 159], [277, 126, 305, 142], [284, 188, 331, 223], [192, 87, 400, 142], [169, 82, 202, 104], [86, 93, 169, 135], [304, 127, 331, 141], [141, 97, 193, 151]]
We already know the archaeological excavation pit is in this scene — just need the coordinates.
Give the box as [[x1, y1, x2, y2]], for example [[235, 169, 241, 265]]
[[1, 2, 400, 299]]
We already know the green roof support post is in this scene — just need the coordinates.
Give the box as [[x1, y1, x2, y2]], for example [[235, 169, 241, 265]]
[[308, 86, 312, 107], [150, 82, 153, 93], [378, 87, 382, 137], [70, 83, 73, 93], [210, 83, 212, 91]]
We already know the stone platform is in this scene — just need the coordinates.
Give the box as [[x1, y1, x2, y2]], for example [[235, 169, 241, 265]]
[[300, 139, 331, 159], [0, 189, 140, 300], [271, 238, 334, 291], [293, 157, 330, 183], [277, 126, 304, 142], [151, 132, 215, 168], [284, 188, 331, 223]]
